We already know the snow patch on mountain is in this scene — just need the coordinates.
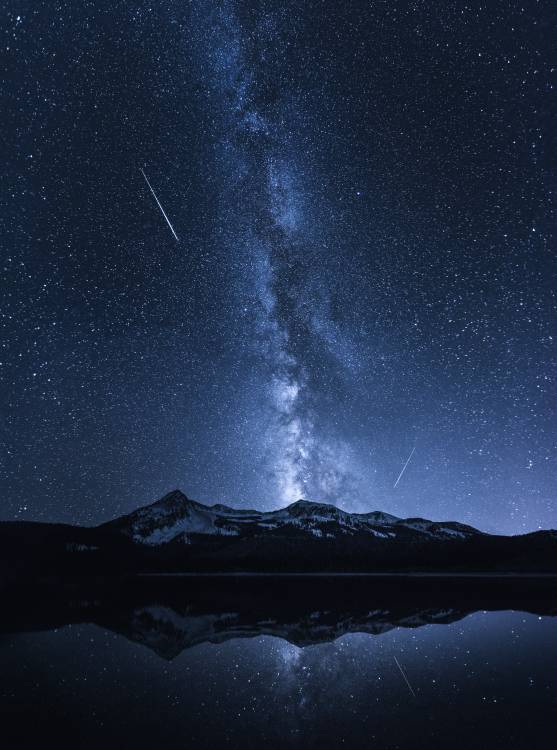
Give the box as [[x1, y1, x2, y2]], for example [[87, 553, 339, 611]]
[[105, 490, 481, 546]]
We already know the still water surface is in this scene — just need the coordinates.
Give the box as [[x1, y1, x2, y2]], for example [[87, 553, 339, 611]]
[[1, 578, 555, 748]]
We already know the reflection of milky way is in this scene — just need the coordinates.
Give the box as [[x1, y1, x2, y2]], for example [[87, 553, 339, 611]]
[[197, 2, 358, 505]]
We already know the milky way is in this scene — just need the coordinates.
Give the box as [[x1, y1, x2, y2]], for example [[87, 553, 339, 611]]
[[192, 2, 366, 507], [2, 1, 555, 533]]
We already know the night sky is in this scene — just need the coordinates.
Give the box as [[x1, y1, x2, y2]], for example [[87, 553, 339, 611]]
[[2, 1, 555, 533]]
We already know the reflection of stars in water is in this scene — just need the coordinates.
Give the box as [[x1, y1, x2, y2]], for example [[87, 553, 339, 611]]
[[3, 612, 556, 746], [393, 655, 417, 697], [276, 641, 303, 671]]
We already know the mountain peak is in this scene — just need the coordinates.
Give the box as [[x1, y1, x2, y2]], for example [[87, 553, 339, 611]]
[[282, 498, 349, 521], [286, 499, 340, 510], [154, 489, 189, 505], [287, 499, 326, 508]]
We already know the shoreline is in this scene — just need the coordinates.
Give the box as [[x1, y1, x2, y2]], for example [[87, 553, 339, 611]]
[[139, 571, 557, 578]]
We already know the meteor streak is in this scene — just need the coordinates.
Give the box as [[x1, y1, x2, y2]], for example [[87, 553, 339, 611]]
[[140, 167, 179, 241], [393, 446, 416, 488], [394, 656, 416, 697]]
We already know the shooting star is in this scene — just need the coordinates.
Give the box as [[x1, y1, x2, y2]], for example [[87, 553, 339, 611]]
[[393, 446, 416, 488], [140, 167, 179, 241], [394, 655, 416, 698]]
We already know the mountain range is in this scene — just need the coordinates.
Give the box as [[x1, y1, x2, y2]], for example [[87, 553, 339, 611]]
[[1, 489, 557, 579], [103, 489, 481, 544]]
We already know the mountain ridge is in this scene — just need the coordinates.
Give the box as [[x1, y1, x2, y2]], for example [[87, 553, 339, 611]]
[[1, 488, 557, 579], [100, 489, 484, 546]]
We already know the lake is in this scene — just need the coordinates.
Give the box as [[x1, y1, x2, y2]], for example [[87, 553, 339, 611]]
[[1, 576, 556, 748]]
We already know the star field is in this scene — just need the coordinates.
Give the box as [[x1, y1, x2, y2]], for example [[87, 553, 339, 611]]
[[3, 611, 557, 747], [2, 1, 555, 533]]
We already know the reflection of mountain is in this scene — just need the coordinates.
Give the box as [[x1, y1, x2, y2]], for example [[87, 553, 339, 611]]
[[2, 491, 557, 577], [114, 605, 466, 660], [3, 576, 557, 660]]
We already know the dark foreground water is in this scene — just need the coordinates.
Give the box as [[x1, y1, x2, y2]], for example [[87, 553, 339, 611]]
[[1, 576, 556, 748]]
